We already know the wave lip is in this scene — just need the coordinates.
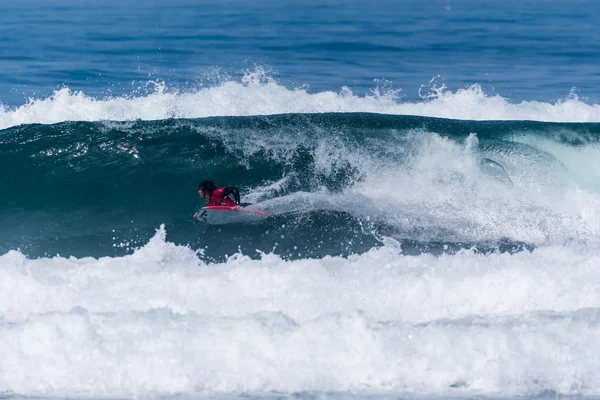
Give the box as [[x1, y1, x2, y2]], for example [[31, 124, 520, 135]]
[[2, 71, 600, 130]]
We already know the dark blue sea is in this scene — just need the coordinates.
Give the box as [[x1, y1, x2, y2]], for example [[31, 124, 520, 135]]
[[2, 0, 600, 399]]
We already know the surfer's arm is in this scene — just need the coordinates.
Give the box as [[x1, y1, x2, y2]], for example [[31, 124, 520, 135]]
[[222, 187, 241, 204]]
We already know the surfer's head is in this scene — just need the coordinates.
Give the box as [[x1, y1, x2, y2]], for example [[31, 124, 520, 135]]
[[198, 180, 217, 199]]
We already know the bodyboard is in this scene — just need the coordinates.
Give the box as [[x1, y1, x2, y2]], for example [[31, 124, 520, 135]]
[[196, 205, 270, 225]]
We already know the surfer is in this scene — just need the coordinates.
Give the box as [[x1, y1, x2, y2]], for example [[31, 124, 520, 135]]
[[194, 180, 243, 219], [198, 180, 241, 207]]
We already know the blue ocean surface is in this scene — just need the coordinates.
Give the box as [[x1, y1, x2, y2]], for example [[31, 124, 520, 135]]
[[2, 0, 600, 105], [1, 0, 600, 399]]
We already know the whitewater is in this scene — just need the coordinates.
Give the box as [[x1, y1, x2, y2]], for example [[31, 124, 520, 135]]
[[2, 72, 600, 131], [2, 224, 600, 397]]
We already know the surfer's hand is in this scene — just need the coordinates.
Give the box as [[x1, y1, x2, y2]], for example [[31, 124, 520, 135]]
[[193, 211, 199, 219]]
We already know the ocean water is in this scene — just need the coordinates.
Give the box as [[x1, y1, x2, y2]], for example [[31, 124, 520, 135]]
[[1, 0, 600, 399]]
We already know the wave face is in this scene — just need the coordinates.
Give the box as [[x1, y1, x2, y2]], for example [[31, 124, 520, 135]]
[[2, 113, 600, 258]]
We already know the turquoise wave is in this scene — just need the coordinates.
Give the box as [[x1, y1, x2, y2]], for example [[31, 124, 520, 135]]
[[1, 113, 599, 259]]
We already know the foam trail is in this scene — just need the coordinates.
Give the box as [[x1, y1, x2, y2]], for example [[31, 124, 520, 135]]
[[2, 71, 600, 130]]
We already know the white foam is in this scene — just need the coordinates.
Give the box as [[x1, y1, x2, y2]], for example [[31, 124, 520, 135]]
[[2, 70, 600, 130], [4, 225, 600, 324], [2, 226, 600, 397], [1, 307, 599, 397], [257, 130, 600, 248]]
